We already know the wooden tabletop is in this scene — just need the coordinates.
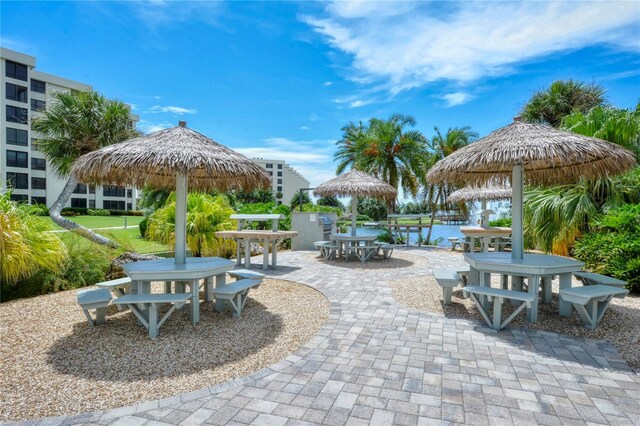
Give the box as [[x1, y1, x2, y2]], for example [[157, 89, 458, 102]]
[[460, 226, 511, 236], [215, 230, 298, 240]]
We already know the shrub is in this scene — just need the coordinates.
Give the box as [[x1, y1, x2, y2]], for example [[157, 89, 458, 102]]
[[489, 217, 512, 227], [139, 216, 149, 238], [88, 208, 110, 216], [107, 210, 144, 216], [61, 207, 88, 215], [31, 203, 50, 216], [573, 204, 640, 293]]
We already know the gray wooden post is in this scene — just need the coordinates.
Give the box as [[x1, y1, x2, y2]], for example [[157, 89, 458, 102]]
[[262, 238, 269, 271], [215, 273, 227, 312], [559, 272, 573, 317]]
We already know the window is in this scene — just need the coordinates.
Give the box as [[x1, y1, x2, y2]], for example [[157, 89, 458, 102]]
[[31, 99, 46, 111], [73, 183, 87, 194], [6, 83, 28, 102], [6, 172, 28, 189], [277, 171, 282, 177], [266, 163, 273, 168], [10, 194, 28, 202], [6, 105, 28, 124], [89, 200, 96, 209], [71, 198, 87, 208], [127, 189, 132, 198], [7, 150, 28, 168], [31, 196, 46, 205], [7, 128, 28, 146], [277, 178, 282, 184], [103, 200, 125, 210], [6, 60, 28, 81], [31, 79, 46, 93], [127, 202, 132, 211], [103, 185, 125, 197], [268, 171, 273, 176], [31, 177, 46, 189], [31, 157, 46, 170], [89, 185, 95, 194], [277, 164, 282, 169], [31, 139, 41, 151], [277, 186, 282, 192]]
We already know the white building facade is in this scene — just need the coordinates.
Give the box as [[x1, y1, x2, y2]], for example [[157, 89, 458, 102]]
[[250, 158, 310, 206], [1, 48, 138, 211]]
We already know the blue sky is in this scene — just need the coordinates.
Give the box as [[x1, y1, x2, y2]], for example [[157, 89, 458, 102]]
[[2, 1, 639, 191]]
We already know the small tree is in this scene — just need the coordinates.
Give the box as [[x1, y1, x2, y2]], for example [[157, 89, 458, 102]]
[[317, 196, 341, 208], [290, 190, 311, 211]]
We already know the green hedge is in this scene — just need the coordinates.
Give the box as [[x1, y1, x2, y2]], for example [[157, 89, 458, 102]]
[[60, 208, 143, 216]]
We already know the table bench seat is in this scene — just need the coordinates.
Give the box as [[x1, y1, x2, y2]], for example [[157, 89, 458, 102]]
[[96, 277, 132, 309], [212, 279, 262, 318], [434, 269, 463, 305], [574, 271, 628, 289], [355, 245, 378, 263], [463, 285, 535, 330], [114, 293, 191, 338], [560, 285, 629, 330], [77, 288, 112, 328], [228, 269, 266, 283]]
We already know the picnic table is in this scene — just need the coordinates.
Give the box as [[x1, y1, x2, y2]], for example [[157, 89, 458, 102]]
[[123, 257, 235, 325], [460, 226, 511, 252], [330, 234, 378, 262], [215, 230, 298, 270], [465, 252, 584, 323]]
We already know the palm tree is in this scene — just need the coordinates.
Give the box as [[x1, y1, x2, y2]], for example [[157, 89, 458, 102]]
[[290, 190, 312, 211], [31, 90, 138, 247], [0, 191, 67, 291], [520, 79, 606, 127], [423, 126, 478, 243], [317, 196, 342, 208], [146, 193, 237, 258], [334, 121, 367, 174]]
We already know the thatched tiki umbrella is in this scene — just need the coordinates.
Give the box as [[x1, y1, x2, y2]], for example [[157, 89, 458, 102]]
[[314, 169, 397, 236], [72, 121, 270, 264], [447, 185, 512, 210], [427, 120, 636, 259]]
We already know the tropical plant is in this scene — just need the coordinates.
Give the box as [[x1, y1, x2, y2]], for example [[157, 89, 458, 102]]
[[31, 90, 138, 247], [139, 187, 171, 212], [573, 204, 640, 292], [423, 126, 478, 243], [0, 191, 67, 288], [317, 196, 342, 208], [236, 189, 275, 205], [520, 79, 606, 127], [561, 104, 640, 160], [146, 193, 237, 258], [358, 197, 388, 221], [290, 190, 312, 211], [334, 114, 430, 200]]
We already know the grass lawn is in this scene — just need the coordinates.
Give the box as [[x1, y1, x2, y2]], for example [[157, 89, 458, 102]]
[[45, 215, 144, 230], [58, 227, 170, 254]]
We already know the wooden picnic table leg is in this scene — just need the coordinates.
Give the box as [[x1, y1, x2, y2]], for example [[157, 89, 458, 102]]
[[480, 271, 491, 313], [262, 238, 269, 271], [148, 302, 159, 338], [236, 241, 243, 266], [214, 273, 227, 312], [272, 240, 278, 269], [526, 274, 540, 323], [558, 272, 573, 317], [244, 238, 251, 269], [190, 278, 199, 325], [205, 277, 214, 302]]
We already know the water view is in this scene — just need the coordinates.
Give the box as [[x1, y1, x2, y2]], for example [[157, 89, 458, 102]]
[[351, 224, 464, 247]]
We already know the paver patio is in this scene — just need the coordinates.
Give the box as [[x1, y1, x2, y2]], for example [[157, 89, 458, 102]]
[[15, 248, 640, 426]]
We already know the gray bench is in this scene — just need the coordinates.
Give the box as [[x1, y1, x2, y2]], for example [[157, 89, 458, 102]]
[[434, 269, 463, 305], [355, 245, 378, 263], [96, 277, 132, 309], [313, 241, 331, 257], [319, 242, 339, 259], [374, 242, 394, 259], [77, 288, 112, 328], [212, 279, 262, 318], [463, 286, 536, 330], [447, 237, 466, 251], [228, 269, 266, 284], [574, 271, 628, 289], [559, 285, 629, 330], [114, 293, 191, 338]]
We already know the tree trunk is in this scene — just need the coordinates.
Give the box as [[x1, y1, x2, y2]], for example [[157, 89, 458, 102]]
[[425, 187, 441, 244], [49, 176, 119, 248]]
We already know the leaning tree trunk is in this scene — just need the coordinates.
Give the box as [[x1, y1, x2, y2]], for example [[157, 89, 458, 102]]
[[49, 175, 119, 248], [425, 187, 441, 244]]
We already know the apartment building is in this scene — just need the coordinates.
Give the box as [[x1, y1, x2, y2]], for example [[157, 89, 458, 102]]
[[250, 158, 310, 206], [1, 48, 138, 210]]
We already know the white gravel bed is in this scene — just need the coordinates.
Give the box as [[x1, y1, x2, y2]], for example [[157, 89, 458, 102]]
[[306, 250, 429, 269], [0, 279, 329, 422], [389, 274, 640, 368]]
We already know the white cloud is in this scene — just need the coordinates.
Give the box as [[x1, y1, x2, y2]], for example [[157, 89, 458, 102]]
[[147, 105, 197, 114], [137, 120, 173, 134], [124, 1, 225, 29], [234, 137, 338, 188], [439, 92, 474, 107], [303, 1, 640, 94], [323, 81, 333, 86], [300, 126, 310, 130], [309, 113, 321, 121]]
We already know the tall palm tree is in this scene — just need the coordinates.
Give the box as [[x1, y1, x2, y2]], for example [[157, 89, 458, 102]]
[[0, 191, 67, 291], [32, 90, 138, 247], [334, 121, 368, 174], [290, 190, 312, 211], [423, 126, 478, 243], [520, 79, 606, 127]]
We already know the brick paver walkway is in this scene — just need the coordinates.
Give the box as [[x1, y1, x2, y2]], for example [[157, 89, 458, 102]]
[[20, 248, 640, 426]]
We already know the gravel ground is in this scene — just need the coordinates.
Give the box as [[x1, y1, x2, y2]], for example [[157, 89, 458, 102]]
[[306, 250, 429, 270], [0, 279, 329, 422], [389, 274, 640, 369]]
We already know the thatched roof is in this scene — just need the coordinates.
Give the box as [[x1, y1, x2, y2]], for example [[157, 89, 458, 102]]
[[314, 169, 397, 200], [72, 122, 271, 191], [447, 185, 512, 203], [427, 121, 636, 186]]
